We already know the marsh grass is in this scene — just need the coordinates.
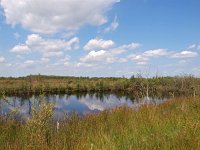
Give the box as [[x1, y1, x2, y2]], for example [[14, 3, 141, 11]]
[[0, 97, 200, 149], [0, 75, 200, 97]]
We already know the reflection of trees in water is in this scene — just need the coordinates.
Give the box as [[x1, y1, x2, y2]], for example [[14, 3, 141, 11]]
[[0, 98, 3, 115], [65, 94, 70, 100], [95, 92, 104, 101], [76, 92, 87, 100], [6, 92, 140, 105], [1, 92, 170, 121], [28, 98, 31, 115], [71, 91, 138, 103], [45, 95, 52, 102], [58, 94, 65, 100], [89, 92, 95, 99]]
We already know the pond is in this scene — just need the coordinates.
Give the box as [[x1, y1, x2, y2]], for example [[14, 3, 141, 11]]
[[0, 93, 169, 121]]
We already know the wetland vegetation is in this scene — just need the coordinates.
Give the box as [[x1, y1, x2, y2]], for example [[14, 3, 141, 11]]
[[0, 96, 199, 149], [0, 75, 200, 149], [1, 74, 200, 97]]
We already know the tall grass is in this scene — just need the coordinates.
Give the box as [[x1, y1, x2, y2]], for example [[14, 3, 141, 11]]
[[0, 97, 199, 149]]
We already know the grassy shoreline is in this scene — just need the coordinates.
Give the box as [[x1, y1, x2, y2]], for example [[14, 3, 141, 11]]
[[0, 97, 199, 149], [1, 75, 200, 98]]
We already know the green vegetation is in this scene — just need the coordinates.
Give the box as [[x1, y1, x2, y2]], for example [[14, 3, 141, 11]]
[[0, 97, 199, 149], [0, 74, 200, 97], [0, 75, 200, 149]]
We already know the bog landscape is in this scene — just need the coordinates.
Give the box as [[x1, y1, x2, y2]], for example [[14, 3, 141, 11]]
[[0, 0, 200, 150]]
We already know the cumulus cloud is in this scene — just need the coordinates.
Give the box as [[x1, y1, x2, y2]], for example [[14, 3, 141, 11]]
[[128, 49, 168, 65], [104, 16, 119, 33], [26, 34, 79, 51], [81, 50, 107, 62], [40, 57, 50, 63], [10, 34, 79, 58], [120, 42, 141, 50], [143, 49, 168, 57], [128, 54, 149, 65], [76, 62, 97, 68], [43, 51, 64, 58], [10, 57, 52, 69], [13, 60, 39, 69], [84, 38, 141, 51], [84, 38, 115, 51], [170, 51, 198, 58], [198, 45, 200, 50], [0, 0, 120, 34], [81, 40, 141, 65], [11, 44, 30, 54], [187, 44, 200, 51], [52, 55, 71, 66], [188, 44, 197, 49], [0, 56, 5, 63], [80, 49, 126, 64], [128, 48, 198, 65], [24, 60, 35, 65]]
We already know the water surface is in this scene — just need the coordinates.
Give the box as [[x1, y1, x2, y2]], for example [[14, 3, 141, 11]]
[[0, 93, 169, 120]]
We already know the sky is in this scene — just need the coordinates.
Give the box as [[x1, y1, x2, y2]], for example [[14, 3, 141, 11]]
[[0, 0, 200, 77]]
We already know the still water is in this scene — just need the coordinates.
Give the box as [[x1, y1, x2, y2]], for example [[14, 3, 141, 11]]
[[0, 93, 169, 120]]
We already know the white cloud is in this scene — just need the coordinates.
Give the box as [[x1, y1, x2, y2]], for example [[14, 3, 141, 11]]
[[197, 45, 200, 50], [116, 58, 127, 63], [16, 55, 25, 60], [170, 51, 198, 58], [128, 49, 168, 65], [80, 50, 107, 62], [0, 56, 5, 63], [84, 38, 115, 50], [128, 49, 197, 65], [128, 54, 149, 65], [143, 49, 168, 57], [187, 44, 200, 51], [53, 55, 71, 66], [43, 51, 64, 58], [109, 48, 125, 55], [40, 57, 50, 63], [84, 38, 140, 52], [66, 37, 80, 50], [11, 44, 30, 54], [24, 60, 35, 65], [104, 16, 119, 33], [82, 40, 142, 65], [120, 42, 141, 50], [80, 48, 126, 64], [1, 0, 120, 34], [188, 44, 196, 49], [26, 34, 79, 51], [14, 32, 20, 39], [14, 60, 38, 69], [76, 62, 97, 68], [11, 34, 79, 58], [12, 57, 52, 69]]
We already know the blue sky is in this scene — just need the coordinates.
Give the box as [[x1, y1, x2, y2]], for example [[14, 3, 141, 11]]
[[0, 0, 200, 77]]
